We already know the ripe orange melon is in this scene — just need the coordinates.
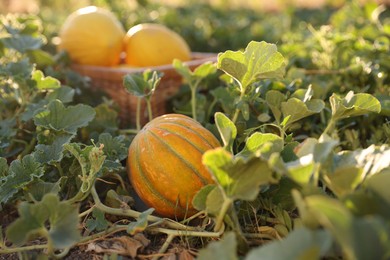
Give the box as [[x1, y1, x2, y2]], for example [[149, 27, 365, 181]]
[[127, 114, 220, 219], [123, 23, 191, 67], [58, 6, 125, 66]]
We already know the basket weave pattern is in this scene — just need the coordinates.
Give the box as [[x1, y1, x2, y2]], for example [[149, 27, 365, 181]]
[[72, 53, 217, 127]]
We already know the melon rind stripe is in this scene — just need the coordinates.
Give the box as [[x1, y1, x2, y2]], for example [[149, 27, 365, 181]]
[[148, 130, 209, 185], [133, 134, 186, 214]]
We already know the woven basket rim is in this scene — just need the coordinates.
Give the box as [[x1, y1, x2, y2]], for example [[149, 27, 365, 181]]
[[71, 52, 217, 74]]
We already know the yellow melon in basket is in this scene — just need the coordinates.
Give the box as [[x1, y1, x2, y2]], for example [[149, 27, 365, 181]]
[[58, 6, 125, 66], [124, 23, 191, 67]]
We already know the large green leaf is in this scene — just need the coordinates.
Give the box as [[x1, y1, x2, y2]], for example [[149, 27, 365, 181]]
[[0, 155, 44, 204], [330, 91, 381, 120], [202, 148, 273, 201], [197, 232, 238, 260], [6, 193, 80, 249], [246, 227, 333, 260], [217, 41, 286, 90], [33, 99, 96, 134]]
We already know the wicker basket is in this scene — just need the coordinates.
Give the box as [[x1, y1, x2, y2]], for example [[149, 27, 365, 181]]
[[71, 52, 217, 127]]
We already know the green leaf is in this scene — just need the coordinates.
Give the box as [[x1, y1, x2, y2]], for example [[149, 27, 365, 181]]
[[202, 148, 273, 201], [193, 61, 217, 78], [127, 208, 154, 235], [33, 134, 74, 164], [25, 179, 63, 201], [192, 184, 216, 211], [325, 166, 364, 197], [98, 133, 128, 162], [217, 41, 286, 90], [86, 208, 109, 232], [333, 145, 390, 179], [237, 132, 283, 159], [46, 85, 75, 103], [6, 193, 80, 248], [32, 70, 60, 90], [285, 155, 316, 186], [172, 59, 192, 79], [173, 59, 217, 83], [330, 91, 381, 120], [2, 35, 42, 53], [302, 195, 355, 259], [64, 143, 105, 193], [97, 133, 128, 172], [123, 70, 162, 98], [214, 112, 237, 153], [281, 98, 325, 129], [0, 157, 8, 181], [27, 49, 55, 67], [198, 232, 238, 260], [0, 155, 44, 204], [365, 169, 390, 204], [205, 185, 224, 216], [245, 227, 333, 260], [265, 90, 285, 124], [34, 99, 96, 134]]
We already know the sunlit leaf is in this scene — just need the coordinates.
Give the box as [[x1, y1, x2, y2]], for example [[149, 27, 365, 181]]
[[215, 112, 237, 153], [217, 41, 286, 90], [203, 148, 273, 201], [281, 98, 324, 129], [237, 132, 283, 159], [330, 91, 381, 120], [32, 70, 60, 90]]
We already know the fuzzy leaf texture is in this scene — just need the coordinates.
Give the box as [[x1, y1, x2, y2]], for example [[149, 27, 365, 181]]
[[217, 41, 286, 90], [6, 193, 80, 248], [33, 99, 96, 134], [0, 154, 44, 204], [202, 148, 273, 201]]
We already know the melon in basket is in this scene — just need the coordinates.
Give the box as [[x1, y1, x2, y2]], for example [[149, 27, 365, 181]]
[[58, 6, 125, 66], [124, 23, 191, 67]]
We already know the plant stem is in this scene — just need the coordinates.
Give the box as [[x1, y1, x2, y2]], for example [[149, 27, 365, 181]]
[[232, 90, 246, 124], [0, 244, 47, 254], [214, 197, 232, 232], [321, 117, 336, 137], [136, 98, 141, 131], [146, 98, 153, 122], [152, 234, 175, 260], [190, 84, 197, 121], [90, 185, 196, 231], [118, 128, 139, 135]]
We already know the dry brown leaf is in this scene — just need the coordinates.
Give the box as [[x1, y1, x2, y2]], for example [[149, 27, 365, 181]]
[[86, 234, 150, 258]]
